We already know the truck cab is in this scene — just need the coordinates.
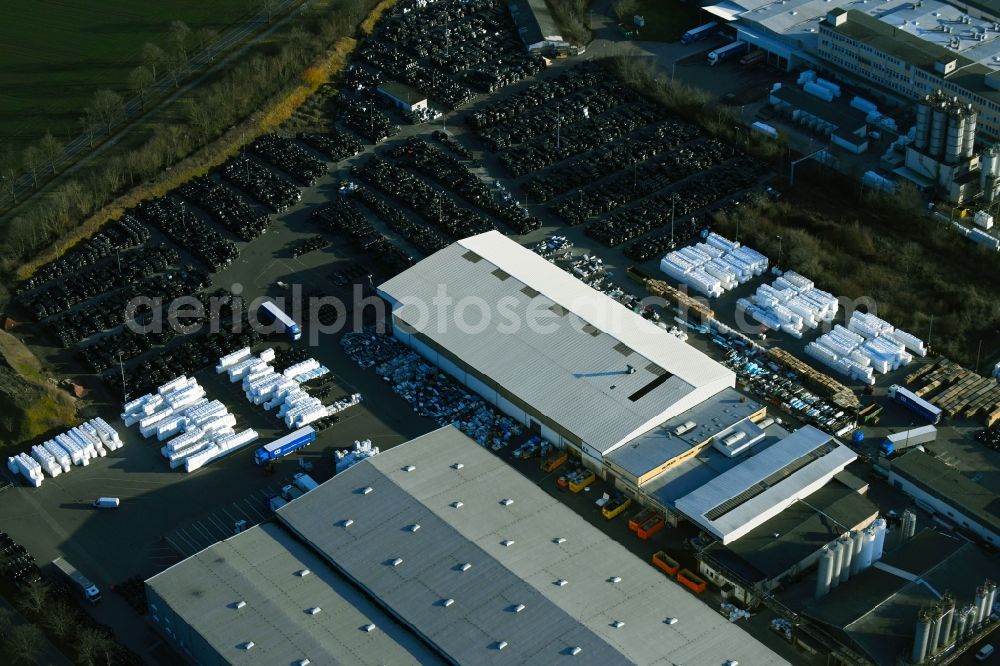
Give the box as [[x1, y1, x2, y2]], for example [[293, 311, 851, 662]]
[[52, 557, 101, 604]]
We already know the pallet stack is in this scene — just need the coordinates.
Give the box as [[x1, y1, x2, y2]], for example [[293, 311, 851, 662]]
[[767, 348, 861, 411], [905, 358, 1000, 425]]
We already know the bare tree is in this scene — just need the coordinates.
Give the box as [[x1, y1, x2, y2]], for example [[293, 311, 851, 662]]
[[0, 145, 18, 204], [128, 66, 154, 110], [92, 89, 124, 135], [79, 110, 99, 148], [168, 20, 192, 61], [39, 132, 63, 174], [613, 0, 639, 23], [22, 145, 43, 188], [3, 624, 45, 665], [141, 42, 165, 80], [17, 579, 50, 615], [262, 0, 279, 23], [166, 51, 186, 89], [42, 600, 78, 641], [195, 27, 219, 51], [76, 626, 119, 666]]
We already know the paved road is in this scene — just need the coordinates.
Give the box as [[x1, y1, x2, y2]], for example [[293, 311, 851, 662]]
[[0, 0, 306, 220]]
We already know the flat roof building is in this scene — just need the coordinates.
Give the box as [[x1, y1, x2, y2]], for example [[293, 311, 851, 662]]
[[674, 425, 858, 543], [278, 425, 788, 665], [377, 81, 429, 112], [145, 522, 443, 665], [889, 449, 1000, 546], [508, 0, 568, 51], [377, 231, 735, 470]]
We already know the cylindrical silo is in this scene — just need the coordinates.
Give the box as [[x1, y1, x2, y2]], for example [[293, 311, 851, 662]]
[[902, 509, 917, 540], [945, 106, 965, 164], [816, 545, 834, 598], [963, 105, 977, 158], [851, 530, 865, 574], [873, 518, 887, 561], [830, 540, 844, 589], [976, 584, 989, 628], [930, 103, 948, 158], [958, 605, 976, 640], [929, 606, 944, 655], [915, 98, 931, 151], [986, 580, 997, 623], [940, 594, 956, 648], [838, 536, 854, 584], [913, 609, 932, 664], [860, 527, 876, 570]]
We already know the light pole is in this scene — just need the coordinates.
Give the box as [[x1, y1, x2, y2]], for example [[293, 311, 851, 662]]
[[670, 192, 678, 246], [776, 234, 783, 267], [117, 352, 128, 403]]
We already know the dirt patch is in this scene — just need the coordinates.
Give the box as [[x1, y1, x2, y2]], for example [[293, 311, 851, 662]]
[[0, 330, 77, 447]]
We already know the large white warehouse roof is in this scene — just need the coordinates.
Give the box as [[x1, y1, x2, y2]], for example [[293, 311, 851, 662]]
[[378, 232, 735, 456]]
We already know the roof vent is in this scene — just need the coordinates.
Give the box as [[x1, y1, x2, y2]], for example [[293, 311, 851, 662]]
[[391, 557, 403, 567], [556, 579, 568, 587], [297, 569, 311, 577], [501, 539, 515, 547], [362, 624, 376, 633], [612, 620, 625, 628], [409, 524, 421, 532], [240, 641, 254, 650], [452, 500, 463, 508], [452, 463, 464, 470], [307, 607, 322, 615], [460, 562, 473, 572], [496, 641, 508, 651], [512, 603, 526, 613], [609, 576, 622, 584], [664, 617, 679, 625], [442, 598, 455, 607], [570, 646, 583, 656], [341, 519, 354, 528], [234, 600, 247, 609], [296, 660, 311, 666], [362, 486, 373, 495], [554, 537, 567, 544], [403, 465, 416, 472], [500, 498, 514, 506]]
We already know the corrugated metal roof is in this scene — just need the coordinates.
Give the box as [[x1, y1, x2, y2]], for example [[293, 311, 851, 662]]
[[674, 426, 857, 543], [278, 426, 789, 665], [378, 232, 734, 454], [145, 522, 441, 665]]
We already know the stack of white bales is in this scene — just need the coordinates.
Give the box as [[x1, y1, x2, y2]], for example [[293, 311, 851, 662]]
[[335, 439, 379, 474], [7, 453, 44, 486], [736, 271, 838, 339], [10, 418, 126, 487], [807, 325, 876, 384], [660, 233, 768, 298], [849, 311, 926, 358], [237, 352, 351, 430]]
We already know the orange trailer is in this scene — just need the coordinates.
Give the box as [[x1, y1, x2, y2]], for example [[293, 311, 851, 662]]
[[628, 507, 655, 532], [541, 450, 568, 473], [652, 551, 680, 576], [677, 569, 707, 593], [636, 514, 665, 540]]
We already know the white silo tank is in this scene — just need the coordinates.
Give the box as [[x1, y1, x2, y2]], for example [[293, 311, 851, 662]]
[[873, 518, 887, 561], [815, 545, 835, 598], [986, 580, 997, 622], [829, 540, 844, 588], [850, 530, 865, 574], [930, 103, 947, 158], [838, 536, 854, 584], [940, 598, 955, 648], [928, 607, 944, 656], [912, 610, 932, 664], [976, 584, 989, 628], [914, 98, 931, 150], [859, 528, 876, 569], [963, 104, 977, 158]]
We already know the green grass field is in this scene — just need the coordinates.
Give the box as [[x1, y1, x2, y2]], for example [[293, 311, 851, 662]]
[[632, 0, 703, 42], [0, 0, 253, 153]]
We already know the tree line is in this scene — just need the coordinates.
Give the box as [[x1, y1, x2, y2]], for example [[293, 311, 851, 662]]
[[0, 0, 378, 298]]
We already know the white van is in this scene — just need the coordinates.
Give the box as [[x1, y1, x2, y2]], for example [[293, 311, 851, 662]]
[[977, 644, 995, 661], [93, 497, 120, 509]]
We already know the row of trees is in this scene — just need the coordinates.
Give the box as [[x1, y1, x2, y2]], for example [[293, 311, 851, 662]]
[[0, 0, 377, 292], [0, 580, 120, 665], [545, 0, 592, 45]]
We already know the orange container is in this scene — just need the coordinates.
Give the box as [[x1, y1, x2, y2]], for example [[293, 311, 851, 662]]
[[677, 569, 707, 593], [637, 514, 665, 540], [542, 451, 568, 473], [652, 551, 680, 576], [628, 507, 655, 532]]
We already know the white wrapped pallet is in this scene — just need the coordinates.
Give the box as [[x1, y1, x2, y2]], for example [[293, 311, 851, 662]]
[[242, 367, 276, 388], [780, 323, 803, 339], [185, 429, 260, 472], [817, 335, 855, 358], [15, 454, 44, 487], [282, 359, 320, 380], [202, 413, 237, 437], [227, 358, 263, 382], [156, 375, 191, 395], [258, 348, 276, 363], [164, 385, 206, 410], [703, 260, 738, 289], [6, 456, 17, 475], [886, 328, 927, 357], [806, 342, 838, 364], [56, 434, 88, 466], [292, 406, 327, 428], [43, 441, 72, 473], [781, 270, 813, 291], [705, 232, 740, 253], [31, 446, 62, 478], [164, 428, 205, 454], [216, 347, 252, 373], [694, 242, 723, 259], [156, 415, 188, 442], [70, 428, 103, 458], [166, 442, 213, 469], [832, 324, 865, 345]]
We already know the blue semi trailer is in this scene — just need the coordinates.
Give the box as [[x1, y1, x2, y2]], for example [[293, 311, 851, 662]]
[[681, 21, 718, 44], [254, 427, 316, 465], [259, 300, 302, 342], [888, 384, 942, 424]]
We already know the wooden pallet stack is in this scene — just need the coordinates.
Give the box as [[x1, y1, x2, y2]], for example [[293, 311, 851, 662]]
[[767, 348, 861, 411], [905, 358, 1000, 425]]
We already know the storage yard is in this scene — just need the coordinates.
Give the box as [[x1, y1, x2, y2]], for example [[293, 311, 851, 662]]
[[0, 0, 998, 664]]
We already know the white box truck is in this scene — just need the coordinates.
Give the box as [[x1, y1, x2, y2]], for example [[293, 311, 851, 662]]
[[52, 557, 101, 604]]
